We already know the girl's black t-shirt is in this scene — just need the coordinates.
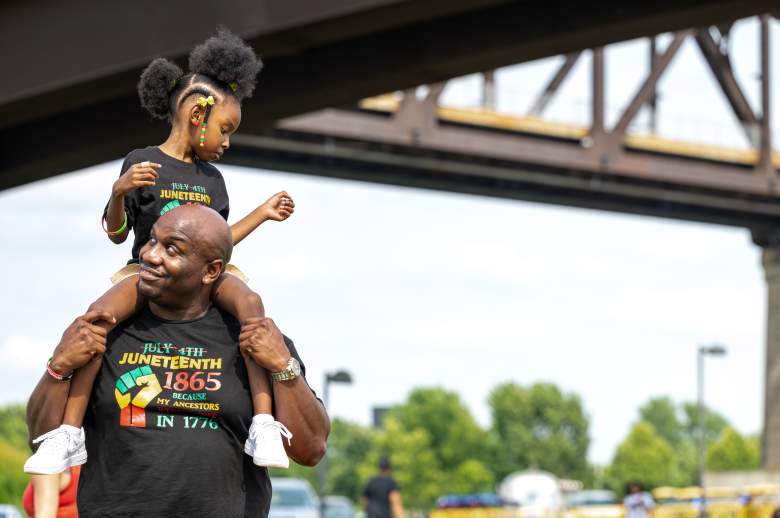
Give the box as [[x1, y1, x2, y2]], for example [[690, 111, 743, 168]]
[[108, 146, 230, 262], [78, 305, 306, 518]]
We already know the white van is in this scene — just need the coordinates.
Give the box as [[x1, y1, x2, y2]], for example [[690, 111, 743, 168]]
[[270, 477, 321, 518]]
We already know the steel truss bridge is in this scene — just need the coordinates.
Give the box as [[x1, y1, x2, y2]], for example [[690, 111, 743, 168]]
[[4, 0, 780, 468]]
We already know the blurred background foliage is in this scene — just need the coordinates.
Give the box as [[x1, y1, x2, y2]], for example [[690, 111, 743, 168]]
[[1, 387, 760, 510]]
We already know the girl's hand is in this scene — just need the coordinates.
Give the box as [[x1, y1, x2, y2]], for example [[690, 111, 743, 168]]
[[112, 161, 161, 198], [260, 191, 295, 222]]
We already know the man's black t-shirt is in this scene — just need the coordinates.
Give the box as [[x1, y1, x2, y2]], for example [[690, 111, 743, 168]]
[[79, 305, 306, 518], [108, 147, 230, 262], [363, 475, 399, 518]]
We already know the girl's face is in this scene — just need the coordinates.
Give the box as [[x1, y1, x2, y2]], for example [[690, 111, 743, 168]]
[[191, 96, 242, 162]]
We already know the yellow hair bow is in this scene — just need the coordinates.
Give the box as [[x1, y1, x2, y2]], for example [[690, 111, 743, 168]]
[[196, 95, 215, 107], [229, 82, 238, 92]]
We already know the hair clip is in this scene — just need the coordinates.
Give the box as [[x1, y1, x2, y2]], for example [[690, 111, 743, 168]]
[[229, 82, 238, 92], [196, 95, 215, 107]]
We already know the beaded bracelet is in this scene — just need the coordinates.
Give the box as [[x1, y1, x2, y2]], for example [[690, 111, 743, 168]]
[[46, 358, 74, 381], [102, 212, 128, 236]]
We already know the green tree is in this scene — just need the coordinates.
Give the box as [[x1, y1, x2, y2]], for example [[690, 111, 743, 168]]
[[358, 417, 442, 510], [271, 419, 377, 502], [682, 403, 729, 445], [389, 387, 489, 469], [447, 459, 495, 494], [706, 427, 760, 471], [0, 404, 29, 510], [633, 397, 734, 487], [269, 463, 318, 490], [0, 404, 28, 451], [606, 421, 677, 493], [0, 439, 28, 509], [639, 397, 683, 448], [488, 382, 591, 483], [326, 418, 376, 501]]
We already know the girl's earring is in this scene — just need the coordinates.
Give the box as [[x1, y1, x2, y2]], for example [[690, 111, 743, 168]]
[[199, 120, 207, 147]]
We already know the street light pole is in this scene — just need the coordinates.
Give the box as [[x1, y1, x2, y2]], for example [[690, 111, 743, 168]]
[[318, 370, 353, 518], [697, 344, 727, 518]]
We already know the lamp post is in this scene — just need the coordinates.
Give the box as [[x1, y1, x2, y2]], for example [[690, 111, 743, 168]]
[[319, 370, 353, 518], [697, 344, 727, 518]]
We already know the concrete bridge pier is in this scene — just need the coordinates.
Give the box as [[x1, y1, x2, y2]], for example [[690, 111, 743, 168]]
[[755, 232, 780, 469]]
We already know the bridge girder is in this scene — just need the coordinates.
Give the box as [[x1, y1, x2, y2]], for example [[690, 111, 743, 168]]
[[1, 0, 777, 190]]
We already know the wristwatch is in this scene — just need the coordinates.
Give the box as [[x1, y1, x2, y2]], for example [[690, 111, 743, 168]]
[[270, 357, 301, 382]]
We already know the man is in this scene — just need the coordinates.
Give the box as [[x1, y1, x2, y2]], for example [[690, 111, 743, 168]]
[[362, 457, 404, 518], [26, 205, 329, 518], [624, 482, 654, 518]]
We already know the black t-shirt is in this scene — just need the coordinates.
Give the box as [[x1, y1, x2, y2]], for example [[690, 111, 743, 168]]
[[363, 475, 399, 518], [108, 147, 230, 262], [79, 305, 306, 518]]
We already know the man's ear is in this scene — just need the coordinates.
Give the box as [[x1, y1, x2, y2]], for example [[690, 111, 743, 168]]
[[202, 259, 225, 285]]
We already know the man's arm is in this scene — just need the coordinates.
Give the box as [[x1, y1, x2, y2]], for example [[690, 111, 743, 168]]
[[272, 370, 329, 466], [390, 490, 404, 518], [239, 317, 329, 466], [26, 310, 112, 447]]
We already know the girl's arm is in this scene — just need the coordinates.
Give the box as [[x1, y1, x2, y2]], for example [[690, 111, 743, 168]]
[[230, 191, 294, 245], [32, 473, 64, 518], [105, 161, 161, 244]]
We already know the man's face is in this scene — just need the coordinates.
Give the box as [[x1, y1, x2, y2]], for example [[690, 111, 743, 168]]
[[137, 217, 208, 304]]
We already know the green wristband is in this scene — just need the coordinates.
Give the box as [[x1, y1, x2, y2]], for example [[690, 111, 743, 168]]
[[103, 211, 128, 236]]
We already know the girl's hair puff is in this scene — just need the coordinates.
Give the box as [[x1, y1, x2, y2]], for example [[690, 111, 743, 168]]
[[188, 26, 262, 102], [137, 28, 262, 122], [137, 58, 184, 121]]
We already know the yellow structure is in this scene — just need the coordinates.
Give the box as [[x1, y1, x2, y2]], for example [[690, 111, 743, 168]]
[[360, 95, 780, 168]]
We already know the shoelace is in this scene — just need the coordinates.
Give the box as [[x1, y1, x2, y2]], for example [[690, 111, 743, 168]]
[[273, 422, 293, 446], [254, 421, 293, 446], [32, 428, 71, 451]]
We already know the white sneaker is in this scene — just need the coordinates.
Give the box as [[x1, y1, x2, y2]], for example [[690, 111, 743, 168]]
[[244, 414, 293, 468], [24, 425, 87, 474]]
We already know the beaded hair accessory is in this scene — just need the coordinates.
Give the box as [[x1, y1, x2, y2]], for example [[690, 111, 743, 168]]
[[196, 96, 215, 147]]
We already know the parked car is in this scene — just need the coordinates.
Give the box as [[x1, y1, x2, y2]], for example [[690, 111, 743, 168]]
[[324, 496, 356, 518], [270, 478, 320, 518], [564, 490, 623, 518], [0, 505, 24, 518]]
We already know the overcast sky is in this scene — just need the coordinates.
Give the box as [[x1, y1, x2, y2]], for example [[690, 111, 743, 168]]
[[1, 18, 777, 467]]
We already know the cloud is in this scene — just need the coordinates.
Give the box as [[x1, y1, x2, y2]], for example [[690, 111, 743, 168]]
[[0, 335, 53, 371]]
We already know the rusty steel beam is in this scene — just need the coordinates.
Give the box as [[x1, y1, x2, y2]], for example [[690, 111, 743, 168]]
[[274, 108, 774, 195], [218, 107, 780, 230], [760, 15, 774, 184], [611, 31, 689, 138], [695, 28, 760, 146], [2, 1, 777, 191], [591, 48, 606, 138], [648, 37, 659, 134], [529, 53, 581, 116], [482, 71, 496, 110]]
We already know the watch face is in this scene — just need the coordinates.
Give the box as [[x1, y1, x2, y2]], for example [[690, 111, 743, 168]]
[[291, 358, 301, 376]]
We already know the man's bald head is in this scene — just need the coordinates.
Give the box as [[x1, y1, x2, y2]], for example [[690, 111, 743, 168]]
[[158, 204, 233, 266], [137, 204, 233, 314]]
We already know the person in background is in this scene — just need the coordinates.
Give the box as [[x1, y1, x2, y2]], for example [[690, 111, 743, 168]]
[[22, 466, 80, 518], [362, 457, 404, 518], [624, 482, 654, 518]]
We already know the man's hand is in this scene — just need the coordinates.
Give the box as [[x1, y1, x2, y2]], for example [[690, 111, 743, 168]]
[[239, 317, 291, 372], [50, 309, 115, 375], [259, 191, 295, 222], [112, 161, 161, 198]]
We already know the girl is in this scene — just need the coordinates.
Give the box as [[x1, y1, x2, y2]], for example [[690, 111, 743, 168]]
[[24, 28, 293, 473]]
